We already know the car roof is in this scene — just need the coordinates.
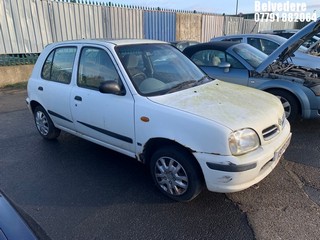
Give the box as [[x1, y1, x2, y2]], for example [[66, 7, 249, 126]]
[[212, 33, 286, 42], [259, 29, 299, 34], [47, 38, 167, 47], [183, 41, 238, 56], [171, 40, 199, 44]]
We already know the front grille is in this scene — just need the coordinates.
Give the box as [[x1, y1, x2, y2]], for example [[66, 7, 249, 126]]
[[262, 125, 279, 141]]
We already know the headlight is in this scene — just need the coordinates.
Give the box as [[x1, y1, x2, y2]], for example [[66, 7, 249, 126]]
[[310, 84, 320, 96], [229, 128, 260, 156]]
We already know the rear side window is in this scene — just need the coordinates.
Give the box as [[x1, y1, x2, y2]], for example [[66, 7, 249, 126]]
[[41, 47, 77, 84], [222, 38, 243, 43]]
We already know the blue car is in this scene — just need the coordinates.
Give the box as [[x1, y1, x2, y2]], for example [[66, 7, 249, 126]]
[[183, 18, 320, 122], [210, 34, 320, 69]]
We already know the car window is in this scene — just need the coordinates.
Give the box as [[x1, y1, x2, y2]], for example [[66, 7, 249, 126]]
[[225, 54, 245, 69], [190, 50, 225, 67], [41, 47, 77, 84], [78, 47, 120, 90], [191, 49, 244, 69], [222, 38, 243, 43], [248, 38, 279, 55], [233, 44, 268, 68], [276, 32, 294, 39], [116, 44, 205, 96]]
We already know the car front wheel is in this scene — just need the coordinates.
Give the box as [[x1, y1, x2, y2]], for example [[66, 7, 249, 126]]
[[268, 89, 299, 122], [34, 106, 61, 140], [150, 146, 203, 202]]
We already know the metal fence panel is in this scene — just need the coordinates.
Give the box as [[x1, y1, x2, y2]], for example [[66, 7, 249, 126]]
[[0, 0, 309, 56], [201, 14, 224, 41], [110, 7, 143, 39], [144, 10, 176, 41], [1, 0, 14, 53], [37, 0, 53, 47]]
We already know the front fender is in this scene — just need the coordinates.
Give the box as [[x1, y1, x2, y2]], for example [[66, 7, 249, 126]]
[[254, 80, 311, 118]]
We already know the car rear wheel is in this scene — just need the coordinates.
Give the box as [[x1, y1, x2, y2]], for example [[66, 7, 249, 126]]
[[268, 89, 299, 122], [150, 146, 203, 202], [34, 106, 61, 140]]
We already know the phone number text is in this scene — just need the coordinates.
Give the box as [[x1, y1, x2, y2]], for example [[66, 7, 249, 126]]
[[254, 12, 317, 22]]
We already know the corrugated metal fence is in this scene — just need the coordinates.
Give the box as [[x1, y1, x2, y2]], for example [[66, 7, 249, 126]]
[[0, 0, 300, 56]]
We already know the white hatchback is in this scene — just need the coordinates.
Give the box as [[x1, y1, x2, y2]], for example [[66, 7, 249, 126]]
[[27, 39, 291, 201]]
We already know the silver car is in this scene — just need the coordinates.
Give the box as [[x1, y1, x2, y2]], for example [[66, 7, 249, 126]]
[[211, 34, 320, 69], [183, 18, 320, 122], [259, 29, 320, 56]]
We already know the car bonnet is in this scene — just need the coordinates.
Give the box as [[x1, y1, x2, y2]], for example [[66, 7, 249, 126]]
[[148, 80, 284, 131], [256, 18, 320, 73]]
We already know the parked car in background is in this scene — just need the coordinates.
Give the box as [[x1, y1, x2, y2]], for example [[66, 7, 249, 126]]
[[26, 39, 291, 202], [170, 40, 199, 51], [210, 33, 320, 69], [183, 18, 320, 122], [259, 29, 320, 56]]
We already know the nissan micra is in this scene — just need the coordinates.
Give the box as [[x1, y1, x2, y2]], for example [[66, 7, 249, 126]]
[[26, 39, 291, 201]]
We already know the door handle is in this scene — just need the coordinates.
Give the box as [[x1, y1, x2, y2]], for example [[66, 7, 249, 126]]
[[74, 96, 82, 101], [38, 86, 43, 91]]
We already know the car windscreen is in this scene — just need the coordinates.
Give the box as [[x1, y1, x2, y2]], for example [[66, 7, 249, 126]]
[[116, 44, 206, 96], [233, 44, 268, 68]]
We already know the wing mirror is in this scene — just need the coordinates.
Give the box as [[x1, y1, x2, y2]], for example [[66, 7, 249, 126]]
[[99, 81, 125, 95], [218, 62, 231, 73]]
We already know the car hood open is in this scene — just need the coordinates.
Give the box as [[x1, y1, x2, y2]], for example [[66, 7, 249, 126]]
[[256, 18, 320, 73], [149, 80, 284, 131]]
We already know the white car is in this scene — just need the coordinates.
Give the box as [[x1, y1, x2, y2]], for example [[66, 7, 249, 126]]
[[26, 39, 291, 201]]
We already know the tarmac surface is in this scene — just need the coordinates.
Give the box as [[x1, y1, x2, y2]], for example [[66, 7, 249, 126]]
[[0, 88, 320, 240], [226, 112, 320, 239]]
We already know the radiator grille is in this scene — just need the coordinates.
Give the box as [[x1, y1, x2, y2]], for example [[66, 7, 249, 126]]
[[262, 125, 279, 141]]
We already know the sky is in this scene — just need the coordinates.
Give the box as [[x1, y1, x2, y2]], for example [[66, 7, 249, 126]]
[[96, 0, 320, 16]]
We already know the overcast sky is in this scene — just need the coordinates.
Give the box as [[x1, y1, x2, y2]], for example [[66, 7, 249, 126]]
[[97, 0, 320, 16]]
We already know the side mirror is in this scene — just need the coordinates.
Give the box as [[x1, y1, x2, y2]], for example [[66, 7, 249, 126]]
[[99, 81, 125, 95], [218, 62, 231, 73]]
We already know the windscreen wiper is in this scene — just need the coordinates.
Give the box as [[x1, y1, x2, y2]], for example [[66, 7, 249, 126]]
[[166, 80, 197, 93]]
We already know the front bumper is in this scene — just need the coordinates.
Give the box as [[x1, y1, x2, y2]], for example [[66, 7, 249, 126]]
[[26, 97, 32, 112], [193, 124, 291, 193], [303, 95, 320, 119]]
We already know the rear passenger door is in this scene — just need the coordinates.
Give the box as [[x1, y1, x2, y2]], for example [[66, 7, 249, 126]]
[[35, 46, 77, 131], [71, 46, 135, 154]]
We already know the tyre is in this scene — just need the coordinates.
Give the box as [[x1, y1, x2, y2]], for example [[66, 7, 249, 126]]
[[268, 89, 299, 123], [150, 146, 203, 202], [34, 106, 61, 140]]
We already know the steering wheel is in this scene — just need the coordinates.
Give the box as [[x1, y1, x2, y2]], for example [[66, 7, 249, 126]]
[[131, 72, 147, 80], [131, 72, 147, 86]]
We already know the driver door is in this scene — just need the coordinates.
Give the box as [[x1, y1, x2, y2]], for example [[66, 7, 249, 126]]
[[70, 46, 135, 153], [191, 49, 249, 86]]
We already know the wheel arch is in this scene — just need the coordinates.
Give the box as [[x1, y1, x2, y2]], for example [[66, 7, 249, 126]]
[[29, 100, 42, 113], [142, 138, 205, 181], [264, 87, 302, 115]]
